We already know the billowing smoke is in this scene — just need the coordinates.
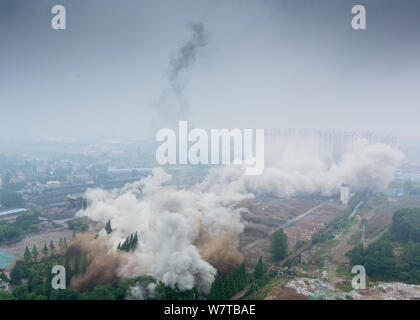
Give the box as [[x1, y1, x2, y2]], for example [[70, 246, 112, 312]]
[[76, 138, 403, 294], [64, 233, 128, 292], [195, 230, 244, 275], [77, 167, 245, 294], [200, 139, 405, 198], [127, 282, 157, 300], [153, 22, 208, 122]]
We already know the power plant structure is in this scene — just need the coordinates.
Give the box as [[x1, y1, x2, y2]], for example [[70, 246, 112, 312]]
[[340, 184, 350, 205]]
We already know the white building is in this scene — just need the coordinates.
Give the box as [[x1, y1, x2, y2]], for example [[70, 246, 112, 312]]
[[340, 184, 350, 205], [0, 280, 9, 291]]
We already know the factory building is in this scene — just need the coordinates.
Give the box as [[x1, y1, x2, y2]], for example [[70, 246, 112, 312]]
[[66, 194, 87, 210]]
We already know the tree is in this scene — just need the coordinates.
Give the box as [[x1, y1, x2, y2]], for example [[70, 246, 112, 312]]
[[346, 240, 396, 281], [31, 244, 39, 261], [43, 242, 49, 256], [79, 285, 117, 300], [253, 257, 265, 280], [24, 245, 32, 264], [117, 232, 139, 252], [0, 291, 16, 300], [10, 261, 28, 285], [208, 263, 249, 300], [81, 251, 88, 274], [63, 237, 68, 248], [0, 189, 23, 208], [50, 240, 55, 252], [105, 220, 113, 234], [0, 272, 9, 282], [49, 288, 80, 300], [133, 232, 138, 250], [0, 224, 21, 242], [270, 229, 288, 261], [64, 258, 72, 287], [12, 284, 30, 300], [390, 209, 420, 243]]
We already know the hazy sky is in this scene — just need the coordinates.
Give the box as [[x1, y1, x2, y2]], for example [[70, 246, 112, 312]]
[[1, 0, 419, 140]]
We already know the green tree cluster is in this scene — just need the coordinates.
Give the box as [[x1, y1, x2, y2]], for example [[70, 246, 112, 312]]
[[155, 282, 197, 300], [0, 189, 23, 208], [117, 232, 138, 252], [0, 223, 21, 242], [207, 263, 249, 300], [390, 208, 420, 243], [270, 229, 288, 261], [67, 220, 88, 232], [105, 220, 113, 234]]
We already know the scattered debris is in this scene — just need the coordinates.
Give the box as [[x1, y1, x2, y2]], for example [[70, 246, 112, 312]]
[[285, 277, 420, 300]]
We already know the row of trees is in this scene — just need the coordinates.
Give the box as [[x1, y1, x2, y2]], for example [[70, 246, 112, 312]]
[[390, 208, 420, 243], [106, 220, 139, 252], [117, 232, 139, 252], [207, 263, 249, 299], [22, 238, 68, 264], [4, 253, 133, 300], [0, 212, 41, 243], [4, 247, 202, 301], [12, 239, 67, 285]]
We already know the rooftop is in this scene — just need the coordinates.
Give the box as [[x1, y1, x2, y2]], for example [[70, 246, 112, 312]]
[[0, 249, 17, 269], [0, 208, 28, 217]]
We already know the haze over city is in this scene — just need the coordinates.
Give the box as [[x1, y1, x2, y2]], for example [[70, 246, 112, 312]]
[[1, 0, 420, 140], [1, 0, 420, 306]]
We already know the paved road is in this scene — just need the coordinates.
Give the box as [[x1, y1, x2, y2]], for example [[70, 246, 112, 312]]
[[348, 201, 364, 220]]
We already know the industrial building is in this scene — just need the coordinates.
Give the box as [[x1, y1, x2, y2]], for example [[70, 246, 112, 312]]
[[66, 194, 88, 210], [340, 184, 350, 205]]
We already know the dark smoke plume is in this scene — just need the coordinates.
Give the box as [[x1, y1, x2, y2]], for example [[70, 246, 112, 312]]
[[169, 22, 208, 96], [152, 22, 208, 122]]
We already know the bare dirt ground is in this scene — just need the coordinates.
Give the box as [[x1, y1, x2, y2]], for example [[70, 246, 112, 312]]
[[284, 200, 344, 249], [328, 216, 361, 286], [264, 286, 308, 300], [286, 277, 420, 300], [239, 197, 344, 266], [326, 196, 420, 287]]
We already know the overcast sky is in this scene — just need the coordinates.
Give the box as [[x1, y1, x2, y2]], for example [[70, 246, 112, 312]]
[[1, 0, 419, 140]]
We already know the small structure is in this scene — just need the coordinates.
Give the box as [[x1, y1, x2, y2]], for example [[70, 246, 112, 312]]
[[340, 184, 350, 205], [0, 280, 9, 291]]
